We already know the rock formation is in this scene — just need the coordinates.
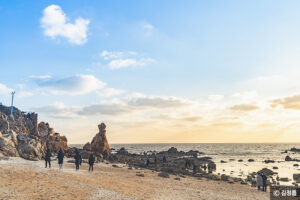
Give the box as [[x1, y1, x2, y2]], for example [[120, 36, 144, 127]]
[[0, 104, 71, 159], [83, 123, 111, 158]]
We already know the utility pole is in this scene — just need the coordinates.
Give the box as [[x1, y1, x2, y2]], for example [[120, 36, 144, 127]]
[[10, 91, 15, 119]]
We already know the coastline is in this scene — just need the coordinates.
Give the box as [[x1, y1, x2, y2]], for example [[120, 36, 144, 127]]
[[0, 157, 269, 200]]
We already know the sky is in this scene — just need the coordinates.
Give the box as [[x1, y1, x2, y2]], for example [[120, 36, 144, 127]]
[[1, 0, 300, 144]]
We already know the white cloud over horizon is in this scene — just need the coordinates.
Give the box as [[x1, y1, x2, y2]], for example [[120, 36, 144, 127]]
[[41, 5, 90, 45], [35, 74, 106, 95], [100, 50, 155, 69]]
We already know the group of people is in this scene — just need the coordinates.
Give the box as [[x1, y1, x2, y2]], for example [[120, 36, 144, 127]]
[[256, 172, 267, 192], [44, 148, 96, 172]]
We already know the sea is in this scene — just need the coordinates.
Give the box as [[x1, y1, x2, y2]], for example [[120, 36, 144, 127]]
[[71, 143, 300, 185]]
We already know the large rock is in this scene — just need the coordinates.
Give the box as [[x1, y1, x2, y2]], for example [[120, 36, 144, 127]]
[[17, 134, 44, 160], [0, 131, 19, 157], [90, 123, 111, 156], [258, 168, 276, 176], [293, 174, 300, 182], [285, 156, 293, 161], [0, 105, 38, 136], [38, 122, 70, 154], [44, 134, 70, 154]]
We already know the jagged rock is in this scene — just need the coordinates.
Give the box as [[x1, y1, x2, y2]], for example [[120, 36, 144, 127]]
[[38, 122, 56, 137], [291, 148, 300, 152], [17, 134, 44, 160], [167, 147, 178, 154], [83, 142, 91, 151], [0, 105, 71, 158], [44, 135, 70, 154], [0, 131, 19, 157], [258, 168, 275, 176], [0, 105, 38, 136], [90, 123, 111, 156], [293, 174, 300, 182], [117, 147, 129, 155], [285, 156, 292, 161]]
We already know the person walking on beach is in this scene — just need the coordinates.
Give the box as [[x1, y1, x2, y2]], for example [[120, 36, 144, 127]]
[[45, 148, 51, 168], [74, 149, 82, 171], [256, 172, 263, 191], [261, 173, 267, 192], [57, 148, 64, 169], [88, 154, 95, 172]]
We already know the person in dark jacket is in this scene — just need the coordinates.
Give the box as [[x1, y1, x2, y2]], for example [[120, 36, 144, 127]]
[[57, 148, 64, 169], [261, 173, 267, 192], [74, 149, 82, 171], [45, 148, 51, 168], [88, 154, 95, 172]]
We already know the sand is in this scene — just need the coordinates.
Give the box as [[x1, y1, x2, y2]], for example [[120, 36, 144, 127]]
[[0, 157, 269, 200]]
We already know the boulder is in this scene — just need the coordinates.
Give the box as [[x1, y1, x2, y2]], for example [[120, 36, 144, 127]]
[[44, 135, 70, 154], [248, 159, 254, 162], [285, 156, 293, 161], [167, 147, 178, 154], [90, 123, 111, 156], [264, 160, 275, 163], [83, 142, 91, 151], [293, 174, 300, 182], [258, 168, 276, 176], [0, 131, 19, 157], [221, 174, 229, 181], [158, 172, 169, 178], [17, 134, 44, 160]]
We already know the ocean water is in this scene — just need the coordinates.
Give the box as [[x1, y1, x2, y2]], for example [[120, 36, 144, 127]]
[[72, 143, 300, 185]]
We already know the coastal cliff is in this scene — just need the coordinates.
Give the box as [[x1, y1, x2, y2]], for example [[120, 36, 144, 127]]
[[0, 105, 70, 160]]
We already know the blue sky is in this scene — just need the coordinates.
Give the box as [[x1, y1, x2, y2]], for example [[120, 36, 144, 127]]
[[1, 1, 300, 143]]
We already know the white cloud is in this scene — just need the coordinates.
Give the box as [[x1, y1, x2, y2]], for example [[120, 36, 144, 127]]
[[17, 91, 34, 98], [108, 58, 155, 69], [233, 91, 258, 100], [0, 84, 13, 94], [41, 5, 90, 45], [101, 51, 124, 60], [29, 75, 52, 79], [124, 93, 191, 108], [208, 94, 224, 101], [100, 50, 155, 69], [36, 75, 106, 95], [96, 88, 124, 98], [143, 23, 154, 30]]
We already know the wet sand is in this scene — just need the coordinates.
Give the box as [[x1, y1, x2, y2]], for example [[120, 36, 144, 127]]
[[0, 158, 269, 200]]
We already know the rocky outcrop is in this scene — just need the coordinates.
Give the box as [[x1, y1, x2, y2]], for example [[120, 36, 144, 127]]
[[0, 105, 71, 160], [38, 122, 70, 154], [0, 130, 19, 157], [90, 123, 111, 156], [0, 105, 38, 136], [17, 134, 44, 160]]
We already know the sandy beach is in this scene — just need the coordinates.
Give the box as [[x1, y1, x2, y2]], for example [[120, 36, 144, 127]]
[[0, 157, 269, 200]]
